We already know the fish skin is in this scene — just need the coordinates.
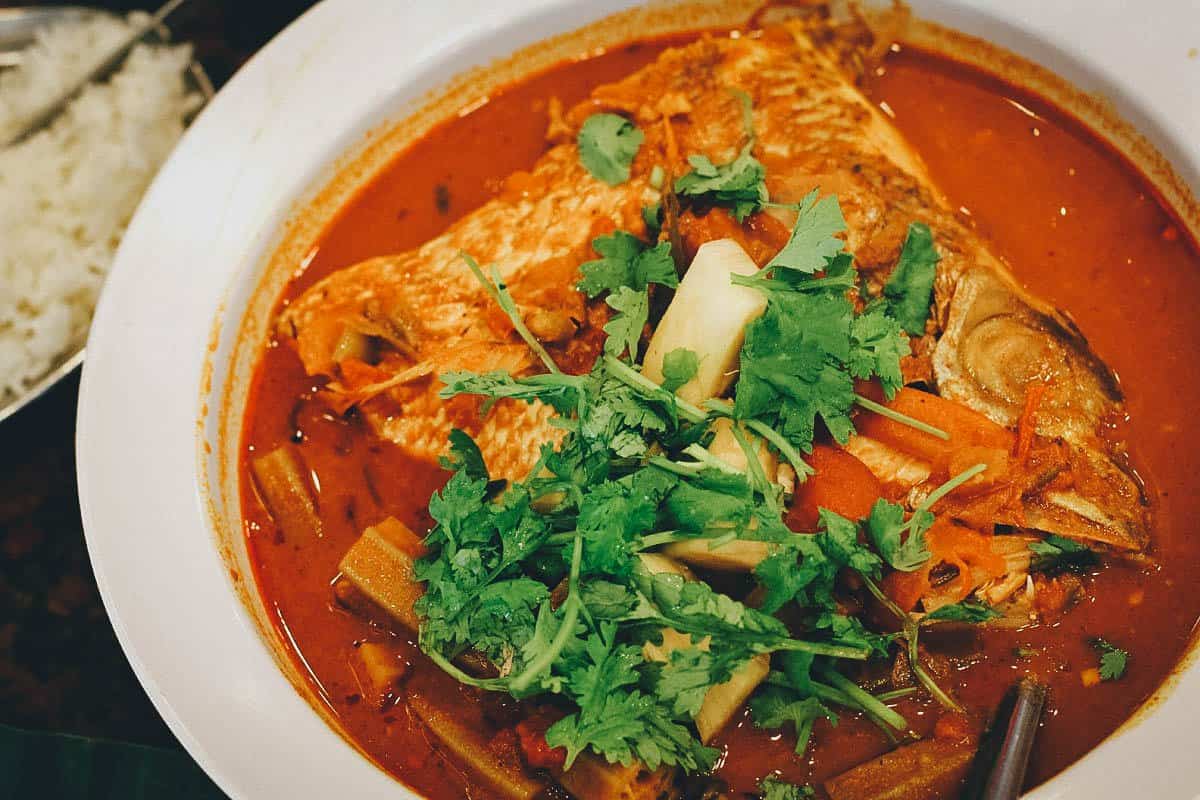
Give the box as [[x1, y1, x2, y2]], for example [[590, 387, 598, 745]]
[[278, 24, 1149, 548]]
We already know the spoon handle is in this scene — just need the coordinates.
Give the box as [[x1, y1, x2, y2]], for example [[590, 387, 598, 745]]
[[975, 678, 1047, 800]]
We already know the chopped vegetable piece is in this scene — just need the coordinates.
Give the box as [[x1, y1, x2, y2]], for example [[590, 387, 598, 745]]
[[787, 445, 882, 531], [250, 445, 323, 540], [578, 112, 644, 185], [662, 538, 771, 572], [695, 653, 771, 743], [824, 738, 976, 800], [357, 641, 408, 706], [338, 518, 427, 632], [408, 694, 546, 800], [556, 753, 675, 800], [642, 239, 767, 403]]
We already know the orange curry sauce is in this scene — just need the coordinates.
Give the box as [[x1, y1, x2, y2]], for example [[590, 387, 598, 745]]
[[241, 36, 1200, 798]]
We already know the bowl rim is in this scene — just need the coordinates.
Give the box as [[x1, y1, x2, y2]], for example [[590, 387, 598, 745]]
[[77, 1, 1200, 799]]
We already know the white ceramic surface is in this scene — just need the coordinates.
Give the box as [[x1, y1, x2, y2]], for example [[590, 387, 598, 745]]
[[77, 1, 1200, 798]]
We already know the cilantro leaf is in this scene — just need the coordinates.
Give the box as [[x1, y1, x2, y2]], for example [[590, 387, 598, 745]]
[[660, 348, 700, 395], [545, 624, 718, 771], [633, 569, 795, 654], [578, 113, 644, 185], [760, 776, 815, 800], [883, 222, 940, 335], [750, 687, 836, 755], [848, 305, 909, 399], [440, 427, 488, 480], [578, 232, 677, 360], [764, 189, 847, 274], [1030, 535, 1099, 574], [674, 151, 769, 221], [1091, 638, 1129, 681], [649, 645, 741, 718], [735, 292, 858, 451], [922, 600, 1000, 625], [603, 286, 650, 359], [578, 231, 677, 297], [865, 498, 932, 572], [754, 509, 882, 615], [439, 369, 585, 416]]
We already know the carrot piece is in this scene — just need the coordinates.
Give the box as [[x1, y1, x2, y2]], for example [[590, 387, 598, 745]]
[[924, 520, 1007, 602], [933, 712, 974, 743], [788, 445, 883, 531], [882, 568, 930, 613], [855, 387, 1013, 469]]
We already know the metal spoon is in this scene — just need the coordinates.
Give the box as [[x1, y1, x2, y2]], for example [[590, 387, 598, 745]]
[[0, 4, 214, 426]]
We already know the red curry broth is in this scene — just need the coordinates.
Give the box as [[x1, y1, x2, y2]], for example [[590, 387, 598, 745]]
[[241, 36, 1200, 798]]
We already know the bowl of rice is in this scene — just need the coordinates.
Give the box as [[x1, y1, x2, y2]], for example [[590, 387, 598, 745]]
[[0, 7, 211, 423]]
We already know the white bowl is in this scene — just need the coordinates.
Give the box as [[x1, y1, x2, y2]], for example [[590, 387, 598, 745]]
[[77, 1, 1200, 798]]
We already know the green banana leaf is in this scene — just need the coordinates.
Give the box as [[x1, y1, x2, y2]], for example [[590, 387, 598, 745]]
[[0, 724, 226, 800]]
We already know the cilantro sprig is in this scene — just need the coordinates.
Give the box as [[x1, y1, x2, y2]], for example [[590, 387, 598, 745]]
[[578, 231, 678, 360], [578, 113, 644, 185], [1091, 638, 1129, 681]]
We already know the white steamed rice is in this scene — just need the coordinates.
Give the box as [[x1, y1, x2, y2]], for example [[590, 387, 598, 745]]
[[0, 13, 202, 402]]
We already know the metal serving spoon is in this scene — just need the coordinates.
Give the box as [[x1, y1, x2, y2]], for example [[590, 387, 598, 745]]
[[0, 3, 213, 426]]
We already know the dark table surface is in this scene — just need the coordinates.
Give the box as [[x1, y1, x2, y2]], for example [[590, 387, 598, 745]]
[[0, 1, 318, 794]]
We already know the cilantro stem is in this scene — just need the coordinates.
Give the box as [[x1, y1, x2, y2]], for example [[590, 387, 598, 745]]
[[859, 573, 963, 713], [853, 394, 949, 441], [509, 534, 583, 695], [729, 422, 778, 512], [460, 253, 561, 375], [703, 399, 814, 478], [730, 271, 856, 294], [424, 648, 504, 691], [602, 355, 707, 423], [648, 456, 708, 477], [917, 462, 988, 513], [874, 687, 918, 702], [682, 443, 743, 475], [637, 530, 687, 550], [819, 668, 907, 730], [774, 639, 870, 660]]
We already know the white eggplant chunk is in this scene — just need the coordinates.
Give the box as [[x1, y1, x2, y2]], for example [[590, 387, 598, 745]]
[[642, 239, 767, 405], [695, 653, 771, 744], [662, 538, 770, 572]]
